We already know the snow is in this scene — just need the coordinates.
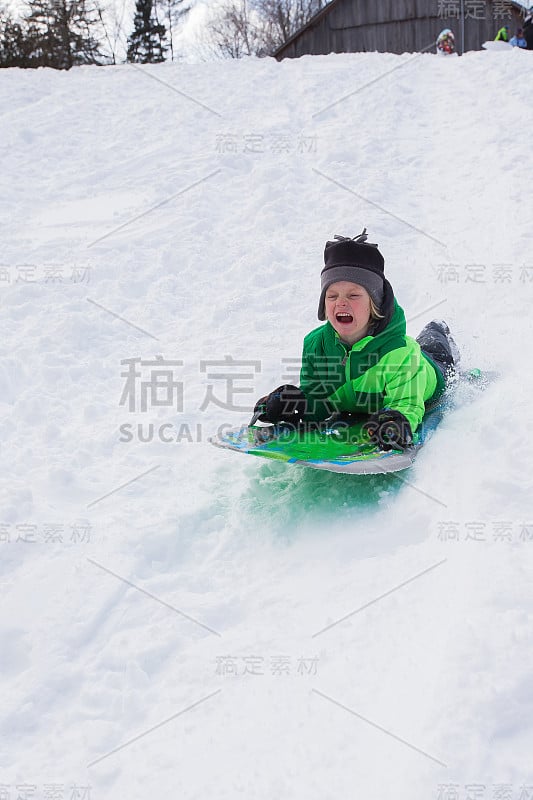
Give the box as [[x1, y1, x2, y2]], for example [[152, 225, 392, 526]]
[[1, 49, 533, 799]]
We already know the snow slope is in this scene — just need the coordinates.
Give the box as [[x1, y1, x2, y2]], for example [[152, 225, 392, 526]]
[[1, 48, 533, 800]]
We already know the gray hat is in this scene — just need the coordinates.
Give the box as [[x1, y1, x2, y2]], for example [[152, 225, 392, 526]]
[[318, 230, 385, 321]]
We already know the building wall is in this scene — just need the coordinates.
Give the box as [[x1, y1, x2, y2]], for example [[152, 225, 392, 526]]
[[275, 0, 524, 58]]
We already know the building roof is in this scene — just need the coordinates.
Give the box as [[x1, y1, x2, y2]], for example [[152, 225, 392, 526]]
[[273, 0, 340, 57], [273, 0, 528, 58]]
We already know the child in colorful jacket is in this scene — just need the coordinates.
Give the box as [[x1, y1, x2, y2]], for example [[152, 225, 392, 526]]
[[253, 231, 459, 451], [509, 28, 527, 47], [436, 28, 456, 54], [494, 25, 510, 41]]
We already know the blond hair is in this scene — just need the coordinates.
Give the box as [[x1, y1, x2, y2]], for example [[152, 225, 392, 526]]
[[369, 298, 384, 321]]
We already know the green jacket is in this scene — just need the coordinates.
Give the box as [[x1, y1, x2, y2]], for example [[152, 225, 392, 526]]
[[495, 26, 509, 41], [299, 296, 445, 433]]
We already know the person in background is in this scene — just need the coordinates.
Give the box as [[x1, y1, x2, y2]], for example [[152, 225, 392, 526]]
[[523, 9, 533, 50], [436, 28, 456, 54], [509, 28, 527, 47], [494, 24, 510, 42]]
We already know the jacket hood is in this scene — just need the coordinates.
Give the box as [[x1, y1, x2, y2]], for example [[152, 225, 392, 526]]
[[370, 278, 397, 336]]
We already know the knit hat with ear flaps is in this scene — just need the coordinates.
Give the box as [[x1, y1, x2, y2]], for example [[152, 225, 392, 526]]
[[317, 230, 385, 321]]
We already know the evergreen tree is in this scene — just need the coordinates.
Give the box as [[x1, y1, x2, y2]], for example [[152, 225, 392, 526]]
[[23, 0, 103, 68], [127, 0, 166, 63]]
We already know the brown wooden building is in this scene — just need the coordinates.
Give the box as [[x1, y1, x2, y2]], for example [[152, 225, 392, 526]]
[[274, 0, 526, 58]]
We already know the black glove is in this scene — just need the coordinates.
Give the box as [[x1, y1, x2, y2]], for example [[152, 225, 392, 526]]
[[362, 408, 413, 451], [251, 385, 307, 426]]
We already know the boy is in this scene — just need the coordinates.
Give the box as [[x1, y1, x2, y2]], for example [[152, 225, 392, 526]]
[[253, 231, 459, 451]]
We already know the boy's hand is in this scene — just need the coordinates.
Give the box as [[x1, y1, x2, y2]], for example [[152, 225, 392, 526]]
[[362, 409, 413, 450], [251, 385, 307, 425]]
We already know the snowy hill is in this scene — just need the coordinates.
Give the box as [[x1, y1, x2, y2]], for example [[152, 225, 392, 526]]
[[1, 49, 533, 800]]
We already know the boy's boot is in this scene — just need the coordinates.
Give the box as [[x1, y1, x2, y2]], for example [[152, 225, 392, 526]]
[[416, 319, 460, 382]]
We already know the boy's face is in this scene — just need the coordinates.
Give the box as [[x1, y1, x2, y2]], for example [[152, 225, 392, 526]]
[[325, 280, 372, 345]]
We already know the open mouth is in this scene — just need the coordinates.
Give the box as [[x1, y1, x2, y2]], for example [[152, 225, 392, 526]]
[[336, 312, 353, 324]]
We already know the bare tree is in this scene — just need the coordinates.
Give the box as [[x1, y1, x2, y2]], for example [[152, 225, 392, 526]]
[[95, 0, 129, 64], [206, 1, 259, 59], [158, 0, 189, 61], [205, 0, 325, 59], [253, 0, 324, 51], [0, 6, 34, 66], [267, 0, 323, 37]]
